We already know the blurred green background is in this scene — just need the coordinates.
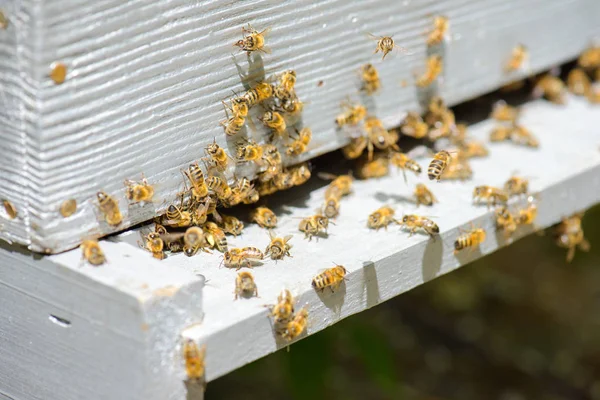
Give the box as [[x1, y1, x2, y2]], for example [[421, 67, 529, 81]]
[[207, 204, 600, 400]]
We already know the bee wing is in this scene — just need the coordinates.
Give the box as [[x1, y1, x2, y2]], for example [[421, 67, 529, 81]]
[[393, 44, 414, 55], [259, 46, 272, 55], [259, 27, 273, 37], [365, 32, 380, 41], [283, 234, 293, 243], [317, 172, 337, 181]]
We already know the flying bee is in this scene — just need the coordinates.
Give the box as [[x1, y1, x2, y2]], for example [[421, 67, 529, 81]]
[[554, 213, 590, 263], [183, 162, 209, 200], [428, 150, 453, 181], [399, 215, 439, 238], [312, 263, 347, 292], [280, 69, 296, 91], [367, 33, 410, 60], [414, 183, 437, 207], [260, 110, 286, 137], [269, 289, 295, 325], [323, 194, 341, 219], [204, 138, 231, 173], [495, 206, 517, 239], [364, 116, 399, 160], [360, 63, 381, 95], [251, 206, 277, 228], [567, 68, 591, 96], [504, 176, 529, 197], [490, 126, 512, 142], [490, 100, 519, 123], [459, 141, 489, 158], [416, 55, 443, 87], [59, 199, 77, 218], [234, 24, 271, 55], [472, 186, 508, 208], [534, 74, 566, 104], [289, 162, 312, 186], [335, 102, 367, 127], [427, 15, 449, 46], [282, 308, 308, 341], [367, 206, 397, 230], [206, 176, 232, 201], [235, 271, 258, 300], [356, 154, 390, 179], [342, 136, 368, 159], [223, 247, 264, 269], [320, 172, 353, 198], [1, 199, 17, 219], [441, 156, 473, 180], [182, 339, 206, 382], [220, 214, 244, 236], [235, 139, 263, 163], [454, 226, 486, 254], [510, 125, 539, 148], [286, 127, 312, 156], [298, 214, 331, 240], [265, 231, 293, 260], [183, 226, 207, 257], [389, 151, 422, 183], [143, 232, 165, 260], [124, 174, 154, 204], [242, 82, 273, 107], [162, 204, 192, 228], [96, 191, 122, 226], [400, 112, 428, 139], [505, 44, 528, 72], [81, 239, 105, 266]]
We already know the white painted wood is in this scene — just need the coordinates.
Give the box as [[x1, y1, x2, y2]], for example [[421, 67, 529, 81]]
[[0, 0, 598, 253]]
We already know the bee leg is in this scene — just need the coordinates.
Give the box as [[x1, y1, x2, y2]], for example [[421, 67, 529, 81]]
[[579, 239, 591, 252], [566, 246, 575, 263]]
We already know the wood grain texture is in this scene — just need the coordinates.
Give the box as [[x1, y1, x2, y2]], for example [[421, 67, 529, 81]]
[[0, 0, 599, 252]]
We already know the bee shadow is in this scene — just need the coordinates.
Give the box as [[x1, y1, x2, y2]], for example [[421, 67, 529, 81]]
[[362, 261, 380, 308], [421, 236, 443, 281], [126, 201, 156, 221], [374, 191, 416, 205], [232, 53, 266, 91], [184, 378, 206, 400], [314, 282, 346, 313], [453, 246, 483, 265]]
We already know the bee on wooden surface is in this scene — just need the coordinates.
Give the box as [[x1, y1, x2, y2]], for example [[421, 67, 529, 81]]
[[367, 33, 410, 60], [312, 264, 347, 292], [142, 232, 165, 260], [495, 206, 517, 239], [511, 125, 539, 148], [534, 74, 566, 104], [219, 214, 244, 236], [59, 199, 77, 218], [472, 186, 508, 208], [204, 138, 231, 173], [234, 24, 271, 55], [578, 46, 600, 69], [489, 126, 512, 142], [2, 199, 18, 219], [280, 96, 304, 116], [335, 102, 367, 127], [221, 103, 246, 136], [257, 180, 278, 197], [183, 339, 206, 382], [414, 183, 437, 207], [80, 239, 105, 266], [427, 16, 449, 46], [356, 155, 390, 179], [342, 136, 368, 159], [235, 271, 258, 299], [251, 206, 277, 228], [286, 127, 312, 156], [183, 226, 207, 257], [265, 231, 293, 260], [191, 196, 215, 225], [400, 112, 428, 139], [490, 100, 519, 123], [427, 150, 452, 181], [242, 82, 273, 107], [280, 69, 297, 91], [270, 289, 295, 325], [320, 172, 353, 199], [367, 206, 397, 230], [282, 308, 308, 341], [389, 151, 422, 183], [459, 141, 489, 158], [96, 191, 122, 226], [516, 199, 538, 226], [235, 139, 263, 164], [260, 110, 286, 138], [241, 186, 260, 205], [554, 212, 590, 263], [223, 247, 264, 269], [322, 195, 340, 219], [360, 63, 381, 95], [290, 163, 313, 187], [399, 215, 439, 238], [454, 226, 486, 254], [272, 171, 295, 191], [504, 176, 529, 197], [203, 221, 228, 252], [567, 68, 591, 96], [183, 162, 209, 201], [259, 144, 283, 179], [416, 55, 443, 87], [365, 116, 399, 160], [124, 174, 154, 204], [162, 204, 192, 228], [206, 176, 232, 201], [298, 214, 331, 240], [505, 44, 527, 72]]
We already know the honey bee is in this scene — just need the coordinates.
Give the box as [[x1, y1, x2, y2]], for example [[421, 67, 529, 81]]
[[441, 155, 472, 180], [220, 103, 246, 136], [490, 100, 519, 123], [364, 116, 400, 160], [235, 139, 263, 163], [454, 226, 486, 254], [282, 308, 308, 341], [554, 212, 590, 262], [59, 199, 77, 218], [203, 222, 228, 252], [206, 176, 232, 201], [360, 63, 381, 95], [298, 214, 331, 240], [289, 162, 312, 187], [242, 82, 273, 107], [341, 136, 368, 159], [472, 186, 508, 208], [389, 151, 422, 183], [234, 24, 271, 55], [81, 239, 105, 266], [495, 206, 517, 239], [490, 126, 512, 142], [505, 44, 528, 72], [566, 68, 591, 96], [504, 176, 529, 197], [428, 150, 452, 181], [286, 127, 312, 156], [190, 196, 213, 225], [1, 199, 17, 219], [427, 16, 449, 46], [534, 74, 566, 104], [510, 125, 539, 148], [124, 174, 154, 204], [183, 162, 209, 201], [183, 226, 207, 257], [367, 206, 397, 230], [220, 214, 244, 236], [96, 191, 122, 226], [265, 231, 293, 260], [260, 110, 286, 137], [459, 141, 489, 158], [335, 102, 367, 127], [204, 138, 231, 173], [143, 232, 165, 260], [323, 194, 340, 219], [229, 96, 249, 118], [367, 33, 409, 60], [182, 339, 206, 381], [258, 144, 283, 180], [400, 112, 428, 139], [399, 215, 439, 238], [162, 204, 192, 228], [516, 200, 538, 226], [355, 155, 390, 179], [235, 271, 258, 299], [416, 55, 443, 87], [280, 96, 304, 116], [273, 170, 295, 191], [251, 206, 277, 228], [578, 46, 600, 69], [414, 183, 437, 207], [320, 173, 353, 199], [312, 264, 347, 292], [269, 289, 295, 325], [280, 69, 296, 91], [223, 247, 264, 269]]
